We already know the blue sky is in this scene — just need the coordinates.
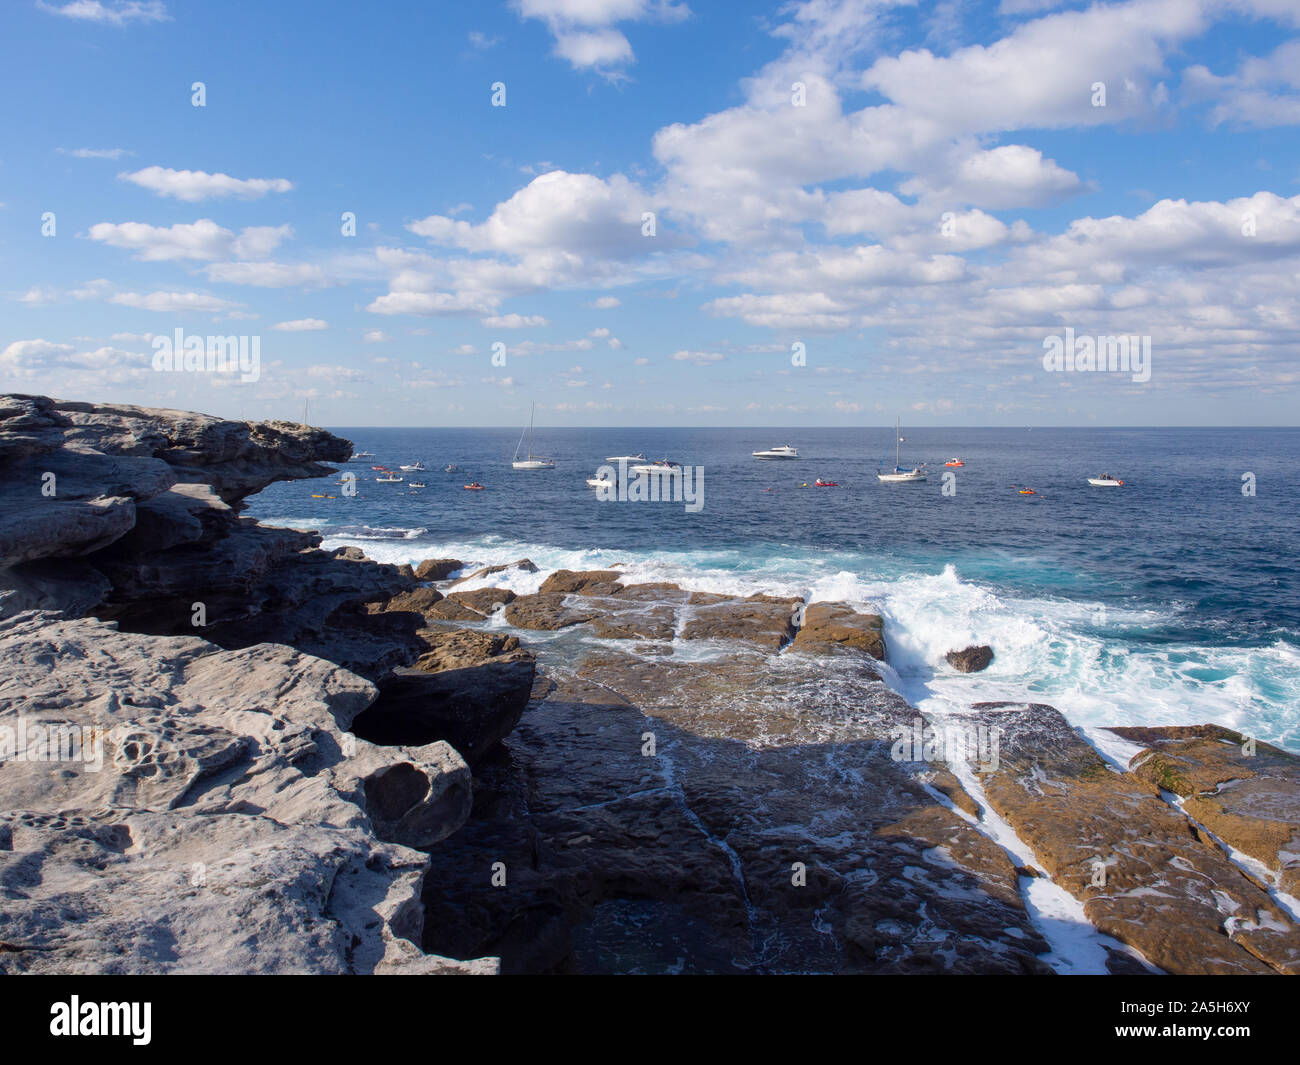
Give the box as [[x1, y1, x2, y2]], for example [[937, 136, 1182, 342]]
[[3, 0, 1299, 426]]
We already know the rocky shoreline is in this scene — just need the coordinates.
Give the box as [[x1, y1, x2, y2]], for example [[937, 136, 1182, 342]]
[[2, 395, 1297, 974]]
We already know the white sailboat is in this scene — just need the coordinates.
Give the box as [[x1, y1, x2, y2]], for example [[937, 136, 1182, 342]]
[[512, 403, 555, 470], [877, 417, 926, 483]]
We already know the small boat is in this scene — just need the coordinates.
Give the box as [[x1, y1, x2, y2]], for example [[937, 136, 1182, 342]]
[[371, 465, 388, 471], [444, 463, 460, 473], [375, 474, 403, 483], [1018, 488, 1036, 495], [944, 458, 965, 467], [408, 481, 426, 488], [753, 445, 799, 460], [630, 459, 682, 475], [512, 402, 555, 470], [399, 461, 426, 472], [464, 482, 485, 491], [1088, 475, 1125, 486], [606, 453, 646, 463], [877, 418, 926, 483], [587, 476, 615, 489], [814, 478, 838, 487], [349, 451, 374, 461]]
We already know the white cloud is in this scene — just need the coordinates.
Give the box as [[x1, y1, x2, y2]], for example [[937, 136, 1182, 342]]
[[58, 146, 132, 159], [273, 318, 328, 331], [119, 166, 294, 202], [87, 219, 292, 261], [38, 1, 168, 24], [204, 261, 333, 287], [513, 0, 689, 73], [481, 313, 550, 328], [410, 171, 664, 258], [109, 290, 243, 313], [587, 296, 621, 308], [671, 349, 725, 364]]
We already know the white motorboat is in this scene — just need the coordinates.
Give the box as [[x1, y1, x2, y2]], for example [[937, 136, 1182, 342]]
[[350, 450, 374, 461], [877, 417, 927, 483], [630, 459, 682, 475], [375, 474, 403, 483], [1087, 475, 1125, 486], [586, 476, 615, 488], [512, 403, 555, 470], [753, 445, 799, 459], [408, 481, 426, 488], [606, 453, 646, 463], [399, 461, 425, 472]]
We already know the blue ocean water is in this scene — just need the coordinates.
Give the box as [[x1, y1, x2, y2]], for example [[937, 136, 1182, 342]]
[[246, 426, 1300, 751]]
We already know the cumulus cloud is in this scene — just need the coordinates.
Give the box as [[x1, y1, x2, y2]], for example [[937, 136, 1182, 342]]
[[87, 219, 292, 261], [512, 0, 689, 74]]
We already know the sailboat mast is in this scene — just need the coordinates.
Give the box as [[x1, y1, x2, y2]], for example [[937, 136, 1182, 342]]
[[528, 402, 535, 461], [895, 417, 901, 470]]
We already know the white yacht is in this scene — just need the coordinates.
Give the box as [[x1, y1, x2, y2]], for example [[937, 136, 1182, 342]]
[[630, 459, 682, 475], [398, 461, 425, 472], [1087, 475, 1125, 486], [753, 445, 799, 459], [606, 453, 646, 463], [877, 417, 927, 483], [512, 403, 555, 470]]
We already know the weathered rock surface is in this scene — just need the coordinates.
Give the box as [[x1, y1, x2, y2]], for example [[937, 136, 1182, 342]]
[[0, 612, 490, 974], [352, 628, 537, 765], [957, 702, 1300, 974], [504, 592, 599, 630], [538, 569, 624, 597], [946, 645, 994, 673], [415, 557, 463, 581], [791, 601, 886, 661], [680, 596, 800, 651], [420, 650, 1051, 973], [1113, 724, 1300, 899]]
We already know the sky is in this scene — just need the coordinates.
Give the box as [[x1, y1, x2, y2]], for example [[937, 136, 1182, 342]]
[[2, 0, 1299, 427]]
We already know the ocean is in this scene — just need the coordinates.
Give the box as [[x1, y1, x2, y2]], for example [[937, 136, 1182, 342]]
[[245, 426, 1300, 753]]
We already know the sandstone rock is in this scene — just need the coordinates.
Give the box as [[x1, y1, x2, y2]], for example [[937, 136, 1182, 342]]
[[352, 627, 536, 764], [538, 569, 624, 597], [1112, 724, 1300, 899], [957, 702, 1300, 974], [448, 587, 516, 615], [589, 604, 676, 641], [681, 597, 798, 651], [420, 655, 1051, 973], [946, 645, 994, 672], [427, 596, 491, 622], [791, 601, 886, 660], [504, 592, 598, 630], [415, 557, 463, 581], [371, 585, 445, 616], [0, 611, 490, 975]]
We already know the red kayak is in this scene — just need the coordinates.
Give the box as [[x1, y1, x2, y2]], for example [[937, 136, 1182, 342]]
[[463, 483, 485, 491], [815, 479, 838, 487]]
